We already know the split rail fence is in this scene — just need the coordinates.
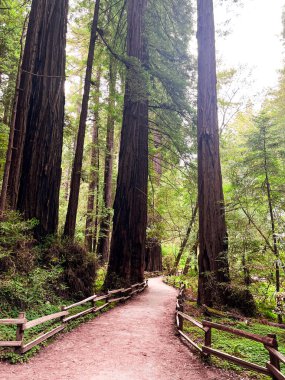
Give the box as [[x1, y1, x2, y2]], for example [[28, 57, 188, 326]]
[[0, 280, 148, 354], [176, 284, 285, 380]]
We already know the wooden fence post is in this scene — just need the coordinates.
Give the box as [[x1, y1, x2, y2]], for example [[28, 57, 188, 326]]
[[176, 312, 183, 331], [204, 318, 212, 361], [61, 306, 67, 324], [16, 312, 25, 353], [267, 333, 280, 379]]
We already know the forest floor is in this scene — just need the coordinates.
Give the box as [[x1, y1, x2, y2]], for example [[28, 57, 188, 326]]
[[0, 277, 247, 380]]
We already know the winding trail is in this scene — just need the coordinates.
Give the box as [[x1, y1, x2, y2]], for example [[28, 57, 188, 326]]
[[0, 277, 239, 380]]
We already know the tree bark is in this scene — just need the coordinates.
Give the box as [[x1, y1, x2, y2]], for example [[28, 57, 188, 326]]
[[145, 238, 162, 272], [64, 0, 101, 239], [144, 129, 163, 272], [97, 59, 116, 262], [171, 202, 198, 274], [0, 14, 27, 217], [197, 0, 230, 306], [8, 0, 68, 238], [153, 131, 162, 183], [93, 155, 100, 253], [262, 125, 281, 323], [85, 68, 101, 252], [183, 238, 198, 275], [242, 241, 250, 287], [7, 1, 43, 209], [104, 0, 148, 288]]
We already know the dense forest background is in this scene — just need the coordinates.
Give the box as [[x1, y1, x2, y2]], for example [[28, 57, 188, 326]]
[[0, 0, 285, 329]]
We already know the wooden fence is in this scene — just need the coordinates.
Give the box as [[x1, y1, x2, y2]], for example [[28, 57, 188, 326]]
[[0, 280, 148, 354], [176, 284, 285, 380]]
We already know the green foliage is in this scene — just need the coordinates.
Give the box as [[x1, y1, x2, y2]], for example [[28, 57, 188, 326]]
[[95, 265, 107, 292], [0, 299, 114, 363], [0, 267, 65, 311], [164, 275, 196, 292], [0, 212, 96, 314], [41, 238, 97, 300], [0, 211, 38, 278], [184, 316, 285, 379]]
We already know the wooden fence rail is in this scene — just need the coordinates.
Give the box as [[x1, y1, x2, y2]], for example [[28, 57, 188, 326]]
[[0, 280, 148, 354], [175, 283, 285, 380]]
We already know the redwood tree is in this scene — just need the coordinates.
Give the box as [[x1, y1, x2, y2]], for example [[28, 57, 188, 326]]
[[197, 0, 230, 305], [7, 0, 68, 237], [85, 68, 101, 252], [0, 15, 27, 217], [64, 0, 100, 239], [97, 59, 116, 262], [104, 0, 148, 288]]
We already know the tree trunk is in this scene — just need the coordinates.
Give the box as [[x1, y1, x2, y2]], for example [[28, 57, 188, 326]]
[[7, 2, 44, 210], [145, 238, 162, 272], [171, 202, 198, 274], [144, 129, 163, 272], [183, 239, 198, 275], [85, 68, 101, 252], [8, 0, 68, 238], [0, 15, 27, 217], [65, 74, 83, 202], [2, 96, 11, 125], [197, 0, 230, 306], [104, 0, 148, 288], [64, 0, 100, 239], [262, 126, 282, 323], [93, 155, 100, 253], [242, 243, 250, 287], [153, 131, 162, 183], [97, 59, 116, 262]]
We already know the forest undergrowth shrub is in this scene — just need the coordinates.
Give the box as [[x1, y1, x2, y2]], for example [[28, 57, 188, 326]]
[[95, 265, 107, 292], [0, 212, 97, 314], [215, 282, 257, 316], [165, 274, 196, 291], [162, 253, 175, 274], [183, 300, 285, 378], [167, 269, 256, 317], [0, 267, 65, 312], [42, 239, 97, 300], [0, 211, 37, 274]]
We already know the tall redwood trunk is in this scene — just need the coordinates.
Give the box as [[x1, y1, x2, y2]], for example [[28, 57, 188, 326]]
[[85, 68, 101, 252], [0, 15, 27, 216], [197, 0, 230, 305], [104, 0, 148, 288], [8, 0, 68, 238], [64, 0, 100, 239], [97, 59, 116, 262], [7, 2, 44, 209]]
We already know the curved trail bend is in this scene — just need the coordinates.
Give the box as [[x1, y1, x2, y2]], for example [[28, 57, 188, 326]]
[[0, 277, 240, 380]]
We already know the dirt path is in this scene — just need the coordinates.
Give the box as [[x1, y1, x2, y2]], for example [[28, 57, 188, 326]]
[[0, 277, 241, 380]]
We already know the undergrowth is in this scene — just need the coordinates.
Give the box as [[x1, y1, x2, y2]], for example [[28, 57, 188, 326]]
[[165, 272, 285, 379], [0, 211, 101, 363], [183, 305, 285, 379], [0, 299, 114, 363]]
